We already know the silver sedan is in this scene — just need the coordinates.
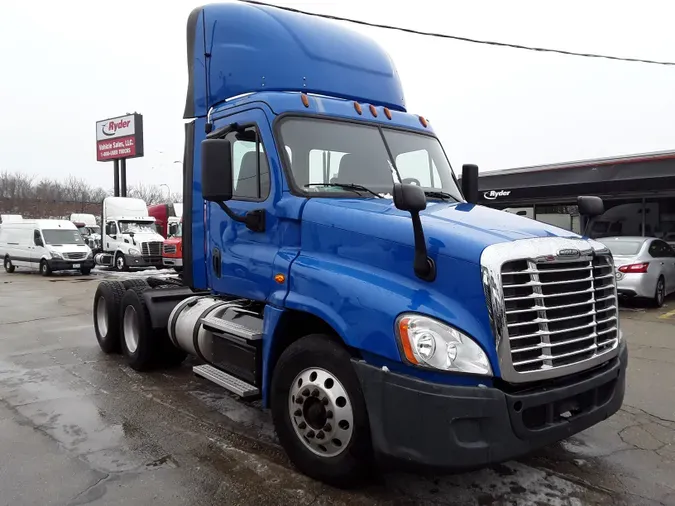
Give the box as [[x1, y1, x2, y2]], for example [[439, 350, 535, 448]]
[[598, 236, 675, 307]]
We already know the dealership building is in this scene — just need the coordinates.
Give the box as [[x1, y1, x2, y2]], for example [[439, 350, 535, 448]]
[[475, 149, 675, 242]]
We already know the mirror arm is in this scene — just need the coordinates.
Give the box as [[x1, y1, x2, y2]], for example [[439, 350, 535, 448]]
[[410, 211, 436, 282], [216, 202, 266, 233]]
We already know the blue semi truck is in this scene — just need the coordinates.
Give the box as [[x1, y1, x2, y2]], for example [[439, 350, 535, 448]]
[[92, 2, 627, 486]]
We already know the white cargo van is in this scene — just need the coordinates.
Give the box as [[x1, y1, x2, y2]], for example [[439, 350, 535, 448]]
[[0, 219, 94, 275]]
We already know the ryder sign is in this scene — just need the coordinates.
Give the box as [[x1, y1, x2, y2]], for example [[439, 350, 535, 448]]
[[95, 113, 144, 161]]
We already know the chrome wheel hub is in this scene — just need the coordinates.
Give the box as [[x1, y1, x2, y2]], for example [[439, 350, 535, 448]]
[[289, 367, 354, 457]]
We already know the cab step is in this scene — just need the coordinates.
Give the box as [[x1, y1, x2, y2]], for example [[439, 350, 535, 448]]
[[193, 364, 260, 398], [200, 314, 262, 341]]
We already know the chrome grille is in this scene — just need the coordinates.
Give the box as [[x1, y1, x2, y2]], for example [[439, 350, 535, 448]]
[[481, 238, 621, 383], [63, 252, 88, 260], [141, 241, 162, 257], [163, 244, 177, 254], [502, 254, 618, 374]]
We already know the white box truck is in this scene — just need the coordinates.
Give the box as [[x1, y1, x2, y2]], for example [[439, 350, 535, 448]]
[[70, 213, 102, 253], [96, 197, 166, 271]]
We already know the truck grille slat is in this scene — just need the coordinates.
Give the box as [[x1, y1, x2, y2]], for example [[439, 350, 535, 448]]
[[141, 242, 163, 257], [512, 342, 599, 367], [499, 252, 619, 375]]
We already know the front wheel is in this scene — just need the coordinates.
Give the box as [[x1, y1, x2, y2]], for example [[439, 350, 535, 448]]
[[40, 260, 52, 276], [115, 253, 128, 272], [4, 256, 15, 273], [271, 334, 374, 487], [80, 267, 92, 275], [653, 276, 666, 308]]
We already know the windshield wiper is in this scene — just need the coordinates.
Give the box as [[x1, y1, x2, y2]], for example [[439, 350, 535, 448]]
[[424, 190, 459, 202], [305, 183, 384, 199]]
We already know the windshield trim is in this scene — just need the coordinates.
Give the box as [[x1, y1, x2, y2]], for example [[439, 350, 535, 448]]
[[273, 112, 463, 201]]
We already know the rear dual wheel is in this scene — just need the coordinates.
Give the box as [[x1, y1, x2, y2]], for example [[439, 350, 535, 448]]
[[92, 281, 186, 369]]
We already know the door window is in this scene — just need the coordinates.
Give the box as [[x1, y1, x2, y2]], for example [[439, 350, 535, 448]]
[[107, 222, 117, 235], [33, 230, 43, 246], [648, 240, 671, 258], [226, 127, 270, 201]]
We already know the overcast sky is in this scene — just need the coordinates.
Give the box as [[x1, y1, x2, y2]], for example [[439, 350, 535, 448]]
[[1, 0, 674, 195]]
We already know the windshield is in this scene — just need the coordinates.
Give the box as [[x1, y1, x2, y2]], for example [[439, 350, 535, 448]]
[[119, 221, 157, 234], [278, 118, 463, 201], [598, 239, 644, 256], [77, 226, 100, 236], [42, 229, 85, 245]]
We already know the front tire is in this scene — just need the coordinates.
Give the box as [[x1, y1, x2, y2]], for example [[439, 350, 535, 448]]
[[93, 280, 126, 353], [40, 260, 52, 276], [4, 256, 15, 273], [653, 276, 666, 308], [115, 253, 129, 272], [80, 267, 92, 276], [271, 334, 374, 487]]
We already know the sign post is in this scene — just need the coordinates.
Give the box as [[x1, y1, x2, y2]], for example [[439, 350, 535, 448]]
[[96, 113, 144, 196]]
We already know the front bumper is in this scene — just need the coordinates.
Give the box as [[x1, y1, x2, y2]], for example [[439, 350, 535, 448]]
[[47, 259, 95, 271], [127, 255, 163, 268], [163, 257, 183, 267], [354, 342, 627, 469]]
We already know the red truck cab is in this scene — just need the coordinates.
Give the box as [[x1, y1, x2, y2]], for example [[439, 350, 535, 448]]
[[162, 219, 182, 271]]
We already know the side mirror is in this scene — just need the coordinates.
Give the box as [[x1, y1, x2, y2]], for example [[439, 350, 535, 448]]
[[201, 139, 233, 202], [393, 183, 427, 212], [578, 196, 604, 217], [461, 164, 479, 204], [393, 183, 435, 281]]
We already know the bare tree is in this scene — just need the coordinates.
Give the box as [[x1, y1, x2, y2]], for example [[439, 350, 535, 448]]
[[127, 183, 168, 205]]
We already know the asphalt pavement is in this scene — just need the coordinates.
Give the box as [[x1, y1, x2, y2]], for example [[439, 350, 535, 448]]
[[0, 268, 674, 506]]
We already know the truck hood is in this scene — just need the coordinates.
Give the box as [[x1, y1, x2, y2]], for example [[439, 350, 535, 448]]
[[121, 232, 164, 244], [301, 198, 579, 265], [48, 244, 91, 255]]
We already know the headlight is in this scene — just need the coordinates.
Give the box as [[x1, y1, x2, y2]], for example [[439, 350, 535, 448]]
[[50, 251, 63, 259], [128, 247, 141, 256], [396, 314, 492, 375], [86, 250, 93, 259]]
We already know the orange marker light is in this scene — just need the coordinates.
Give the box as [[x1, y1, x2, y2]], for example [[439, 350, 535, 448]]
[[301, 93, 309, 108], [398, 317, 419, 365], [419, 116, 428, 128], [369, 104, 378, 117], [274, 273, 286, 284], [354, 102, 362, 115], [384, 107, 392, 120]]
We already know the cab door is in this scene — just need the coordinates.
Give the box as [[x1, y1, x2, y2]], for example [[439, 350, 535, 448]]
[[31, 229, 47, 269], [206, 108, 282, 301]]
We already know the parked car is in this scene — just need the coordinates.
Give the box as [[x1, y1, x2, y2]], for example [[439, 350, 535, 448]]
[[598, 236, 675, 307]]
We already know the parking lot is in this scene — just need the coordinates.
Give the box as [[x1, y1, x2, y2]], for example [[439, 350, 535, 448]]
[[0, 269, 674, 506]]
